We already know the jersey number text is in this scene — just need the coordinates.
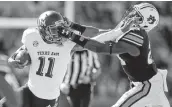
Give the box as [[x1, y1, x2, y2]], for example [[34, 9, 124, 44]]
[[36, 56, 55, 78]]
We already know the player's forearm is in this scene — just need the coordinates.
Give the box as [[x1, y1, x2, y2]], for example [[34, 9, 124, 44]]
[[70, 35, 129, 55], [69, 29, 127, 53], [70, 22, 86, 34], [70, 22, 102, 36], [92, 28, 124, 43], [69, 33, 108, 53]]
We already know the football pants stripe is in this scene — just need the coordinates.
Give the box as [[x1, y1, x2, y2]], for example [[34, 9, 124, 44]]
[[120, 81, 151, 107], [112, 81, 144, 107]]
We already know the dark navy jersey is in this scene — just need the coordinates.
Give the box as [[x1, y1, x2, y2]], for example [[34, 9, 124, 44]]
[[117, 28, 157, 82]]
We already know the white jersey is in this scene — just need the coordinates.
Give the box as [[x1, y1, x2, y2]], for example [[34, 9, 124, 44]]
[[21, 28, 75, 99]]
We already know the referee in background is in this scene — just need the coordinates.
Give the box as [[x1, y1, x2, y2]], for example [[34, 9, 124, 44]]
[[59, 46, 101, 107]]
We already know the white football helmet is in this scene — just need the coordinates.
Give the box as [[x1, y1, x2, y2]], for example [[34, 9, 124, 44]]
[[122, 3, 159, 32]]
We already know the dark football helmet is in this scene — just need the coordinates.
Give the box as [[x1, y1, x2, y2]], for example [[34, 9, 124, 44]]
[[37, 11, 66, 44]]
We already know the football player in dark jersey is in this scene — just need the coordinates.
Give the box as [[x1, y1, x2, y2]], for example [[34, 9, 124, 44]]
[[57, 2, 170, 107]]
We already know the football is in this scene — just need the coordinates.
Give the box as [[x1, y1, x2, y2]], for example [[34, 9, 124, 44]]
[[15, 50, 31, 65]]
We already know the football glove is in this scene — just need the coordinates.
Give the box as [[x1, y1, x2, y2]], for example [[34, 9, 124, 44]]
[[57, 26, 73, 39], [121, 17, 140, 33]]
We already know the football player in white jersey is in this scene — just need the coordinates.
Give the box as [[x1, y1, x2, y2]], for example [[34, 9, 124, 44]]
[[57, 3, 170, 107], [8, 11, 105, 107], [8, 11, 77, 107]]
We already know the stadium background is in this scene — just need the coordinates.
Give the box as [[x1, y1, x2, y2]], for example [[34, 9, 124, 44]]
[[0, 1, 172, 107]]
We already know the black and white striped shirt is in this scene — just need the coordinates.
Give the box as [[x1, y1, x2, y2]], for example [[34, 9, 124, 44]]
[[63, 50, 100, 87]]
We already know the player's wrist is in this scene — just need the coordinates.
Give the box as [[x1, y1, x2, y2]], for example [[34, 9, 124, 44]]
[[111, 29, 125, 43], [120, 27, 127, 33], [69, 22, 86, 34], [69, 33, 89, 47]]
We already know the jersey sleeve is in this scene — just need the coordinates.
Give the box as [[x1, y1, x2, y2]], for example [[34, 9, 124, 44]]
[[119, 29, 144, 47]]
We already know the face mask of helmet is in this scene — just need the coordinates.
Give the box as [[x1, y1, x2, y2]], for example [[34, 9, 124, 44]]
[[121, 6, 143, 27], [48, 24, 60, 37], [45, 25, 61, 43]]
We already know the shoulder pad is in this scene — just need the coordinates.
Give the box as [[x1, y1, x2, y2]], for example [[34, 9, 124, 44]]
[[23, 27, 38, 36], [22, 27, 38, 44]]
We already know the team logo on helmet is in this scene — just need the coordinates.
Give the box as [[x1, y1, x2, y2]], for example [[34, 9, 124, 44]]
[[147, 15, 156, 24], [38, 19, 46, 27]]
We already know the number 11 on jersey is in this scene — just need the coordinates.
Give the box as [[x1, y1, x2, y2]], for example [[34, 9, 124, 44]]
[[36, 56, 55, 78]]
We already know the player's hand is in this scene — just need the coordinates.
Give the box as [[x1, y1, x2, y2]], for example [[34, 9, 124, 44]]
[[121, 17, 140, 33], [60, 83, 71, 95], [57, 26, 73, 38], [8, 58, 25, 69]]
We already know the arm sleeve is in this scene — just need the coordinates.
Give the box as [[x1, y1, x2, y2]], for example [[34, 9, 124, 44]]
[[118, 29, 144, 47]]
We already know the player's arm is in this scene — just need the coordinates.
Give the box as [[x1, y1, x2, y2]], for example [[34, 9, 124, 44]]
[[69, 22, 111, 36], [9, 45, 26, 60], [89, 29, 142, 56], [63, 16, 110, 36], [59, 17, 141, 56], [70, 25, 111, 52], [0, 74, 20, 107], [58, 26, 141, 56], [8, 28, 33, 69]]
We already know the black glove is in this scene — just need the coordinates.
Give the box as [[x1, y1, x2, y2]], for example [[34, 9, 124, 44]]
[[57, 26, 73, 39]]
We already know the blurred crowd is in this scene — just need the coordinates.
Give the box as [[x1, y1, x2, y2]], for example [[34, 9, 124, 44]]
[[0, 1, 172, 107]]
